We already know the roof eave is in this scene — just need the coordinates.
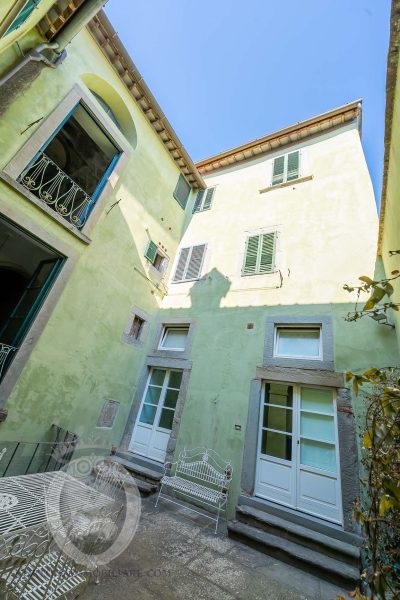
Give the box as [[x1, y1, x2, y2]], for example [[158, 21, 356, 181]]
[[195, 100, 362, 175], [87, 10, 205, 190]]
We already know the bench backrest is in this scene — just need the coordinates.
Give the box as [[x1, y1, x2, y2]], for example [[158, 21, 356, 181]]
[[175, 447, 232, 491]]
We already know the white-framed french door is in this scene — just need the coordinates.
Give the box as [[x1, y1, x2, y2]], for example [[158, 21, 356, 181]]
[[255, 382, 342, 524], [129, 368, 183, 463]]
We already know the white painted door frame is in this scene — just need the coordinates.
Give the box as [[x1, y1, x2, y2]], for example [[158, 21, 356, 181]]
[[255, 381, 343, 524], [129, 368, 180, 463]]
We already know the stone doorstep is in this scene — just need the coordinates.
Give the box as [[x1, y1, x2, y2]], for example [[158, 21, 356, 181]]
[[238, 494, 362, 546], [228, 520, 360, 589], [236, 504, 360, 566], [115, 451, 164, 474], [114, 456, 163, 484]]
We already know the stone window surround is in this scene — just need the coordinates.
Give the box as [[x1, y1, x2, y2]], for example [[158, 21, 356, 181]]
[[0, 203, 79, 416], [3, 83, 132, 241], [148, 318, 196, 361], [264, 315, 334, 371], [119, 355, 192, 464], [240, 369, 360, 533], [121, 306, 151, 348]]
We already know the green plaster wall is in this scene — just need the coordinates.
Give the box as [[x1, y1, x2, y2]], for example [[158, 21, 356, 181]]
[[156, 125, 400, 515], [0, 28, 191, 451]]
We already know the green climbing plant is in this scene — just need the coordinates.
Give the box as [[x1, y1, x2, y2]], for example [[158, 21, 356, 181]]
[[340, 255, 400, 599]]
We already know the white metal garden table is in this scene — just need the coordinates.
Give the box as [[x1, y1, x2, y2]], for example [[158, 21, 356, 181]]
[[0, 470, 117, 600], [0, 470, 112, 535]]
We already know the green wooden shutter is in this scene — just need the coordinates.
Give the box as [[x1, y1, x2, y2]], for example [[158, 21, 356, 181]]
[[185, 244, 206, 280], [144, 240, 158, 264], [243, 235, 260, 275], [193, 190, 204, 213], [173, 175, 191, 209], [202, 187, 215, 210], [5, 0, 39, 35], [272, 156, 285, 186], [259, 232, 276, 273], [172, 247, 190, 282], [287, 151, 300, 181]]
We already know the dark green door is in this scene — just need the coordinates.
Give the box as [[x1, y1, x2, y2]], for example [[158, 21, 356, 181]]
[[0, 258, 64, 350]]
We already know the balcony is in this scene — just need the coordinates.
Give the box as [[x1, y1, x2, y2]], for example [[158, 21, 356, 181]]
[[18, 152, 94, 229], [0, 342, 17, 381]]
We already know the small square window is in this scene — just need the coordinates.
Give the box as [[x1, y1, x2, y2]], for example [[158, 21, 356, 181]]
[[130, 315, 145, 340], [274, 327, 322, 360], [153, 252, 167, 273], [159, 326, 189, 351], [144, 240, 168, 274]]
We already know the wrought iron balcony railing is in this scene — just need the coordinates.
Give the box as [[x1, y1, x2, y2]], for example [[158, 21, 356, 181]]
[[18, 152, 94, 229], [0, 425, 79, 477], [0, 343, 17, 381]]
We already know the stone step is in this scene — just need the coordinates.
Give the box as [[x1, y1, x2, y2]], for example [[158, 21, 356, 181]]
[[238, 495, 362, 545], [115, 451, 164, 474], [228, 520, 360, 589], [236, 504, 360, 567], [113, 455, 163, 484], [135, 478, 158, 496]]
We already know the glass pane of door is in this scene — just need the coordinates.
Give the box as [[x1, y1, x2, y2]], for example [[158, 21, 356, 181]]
[[155, 370, 182, 431], [138, 370, 164, 425], [260, 383, 293, 461], [300, 439, 336, 472], [299, 387, 336, 473], [301, 387, 334, 414]]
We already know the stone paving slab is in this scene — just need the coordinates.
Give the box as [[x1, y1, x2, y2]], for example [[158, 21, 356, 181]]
[[82, 496, 351, 600]]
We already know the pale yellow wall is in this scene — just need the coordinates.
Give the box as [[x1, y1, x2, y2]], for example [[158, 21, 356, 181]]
[[164, 123, 378, 312], [381, 48, 400, 347]]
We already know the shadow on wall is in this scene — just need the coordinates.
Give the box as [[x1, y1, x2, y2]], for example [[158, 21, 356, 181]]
[[0, 200, 164, 445]]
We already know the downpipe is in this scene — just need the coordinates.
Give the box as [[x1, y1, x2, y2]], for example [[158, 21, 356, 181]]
[[0, 0, 109, 88], [0, 43, 66, 88]]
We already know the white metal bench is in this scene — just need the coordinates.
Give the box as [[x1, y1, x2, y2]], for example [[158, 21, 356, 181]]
[[155, 447, 233, 534]]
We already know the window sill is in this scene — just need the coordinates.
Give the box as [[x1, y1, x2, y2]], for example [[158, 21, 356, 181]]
[[193, 207, 211, 214], [0, 171, 91, 245], [259, 175, 313, 194], [171, 278, 200, 284], [241, 270, 278, 277]]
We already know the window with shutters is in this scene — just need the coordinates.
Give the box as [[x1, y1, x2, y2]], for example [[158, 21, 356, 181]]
[[3, 0, 40, 37], [242, 232, 276, 276], [144, 240, 167, 274], [173, 175, 191, 209], [193, 187, 216, 213], [172, 244, 206, 283], [271, 151, 300, 186]]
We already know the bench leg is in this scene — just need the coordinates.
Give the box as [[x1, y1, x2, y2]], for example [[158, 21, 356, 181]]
[[215, 504, 221, 535], [155, 483, 163, 508]]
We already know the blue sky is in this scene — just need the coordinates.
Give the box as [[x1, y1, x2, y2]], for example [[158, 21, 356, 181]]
[[105, 0, 391, 208]]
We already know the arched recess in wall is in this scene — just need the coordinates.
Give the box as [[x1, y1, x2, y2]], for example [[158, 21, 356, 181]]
[[80, 73, 137, 148]]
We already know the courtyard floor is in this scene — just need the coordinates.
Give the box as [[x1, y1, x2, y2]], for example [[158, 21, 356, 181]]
[[82, 495, 350, 600]]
